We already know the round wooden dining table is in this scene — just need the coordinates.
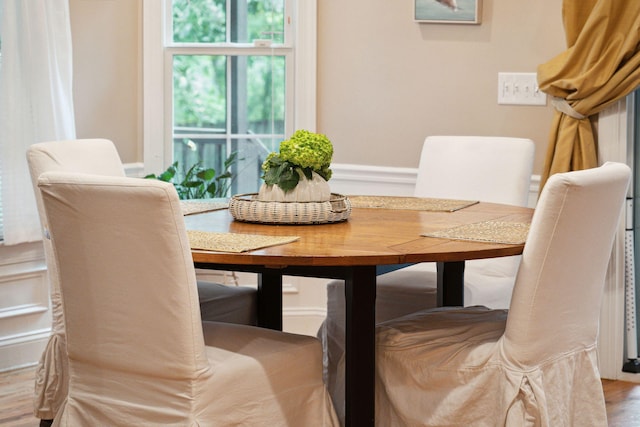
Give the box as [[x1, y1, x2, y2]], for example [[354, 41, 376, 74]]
[[184, 200, 533, 427]]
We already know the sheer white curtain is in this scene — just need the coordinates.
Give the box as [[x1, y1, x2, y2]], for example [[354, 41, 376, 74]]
[[0, 0, 75, 245]]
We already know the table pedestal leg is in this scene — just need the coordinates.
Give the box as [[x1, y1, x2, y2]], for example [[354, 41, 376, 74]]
[[437, 261, 465, 307], [257, 271, 283, 330], [344, 266, 376, 427]]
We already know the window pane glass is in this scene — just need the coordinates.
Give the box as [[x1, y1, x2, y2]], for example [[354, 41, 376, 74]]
[[232, 0, 285, 44], [173, 55, 227, 129], [173, 54, 285, 196], [173, 0, 226, 43], [232, 136, 281, 195], [229, 55, 286, 194], [172, 0, 285, 44], [232, 55, 286, 135], [173, 55, 229, 195]]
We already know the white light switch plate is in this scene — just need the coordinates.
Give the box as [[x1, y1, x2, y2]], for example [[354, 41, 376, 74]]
[[497, 72, 547, 106]]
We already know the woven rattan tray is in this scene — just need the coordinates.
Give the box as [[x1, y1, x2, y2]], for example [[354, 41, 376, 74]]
[[229, 193, 351, 224]]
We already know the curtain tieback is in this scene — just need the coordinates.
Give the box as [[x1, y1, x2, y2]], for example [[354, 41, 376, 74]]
[[551, 96, 587, 120]]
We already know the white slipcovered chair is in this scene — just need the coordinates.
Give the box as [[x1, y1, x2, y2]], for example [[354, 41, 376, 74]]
[[26, 139, 256, 422], [36, 171, 339, 426], [320, 136, 535, 421], [375, 135, 535, 309], [375, 162, 630, 426]]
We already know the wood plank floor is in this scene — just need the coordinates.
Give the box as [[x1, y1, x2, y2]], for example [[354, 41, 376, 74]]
[[0, 367, 40, 427], [603, 378, 640, 427], [2, 366, 640, 426]]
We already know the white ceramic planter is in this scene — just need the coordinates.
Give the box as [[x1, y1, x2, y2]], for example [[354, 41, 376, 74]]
[[258, 171, 331, 202]]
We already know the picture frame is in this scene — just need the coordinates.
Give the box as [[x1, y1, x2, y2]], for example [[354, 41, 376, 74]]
[[414, 0, 482, 24]]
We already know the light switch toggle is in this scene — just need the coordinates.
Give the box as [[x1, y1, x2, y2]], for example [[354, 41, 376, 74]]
[[497, 72, 547, 106]]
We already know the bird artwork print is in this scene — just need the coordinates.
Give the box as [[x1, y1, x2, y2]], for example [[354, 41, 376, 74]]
[[415, 0, 478, 23], [434, 0, 459, 11]]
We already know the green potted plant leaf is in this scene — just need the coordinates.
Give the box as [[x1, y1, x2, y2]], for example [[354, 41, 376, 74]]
[[145, 152, 238, 200]]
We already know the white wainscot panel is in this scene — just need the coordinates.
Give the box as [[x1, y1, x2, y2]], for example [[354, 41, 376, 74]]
[[329, 163, 417, 196], [0, 242, 50, 372]]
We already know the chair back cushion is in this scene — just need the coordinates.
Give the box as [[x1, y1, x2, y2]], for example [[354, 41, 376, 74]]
[[504, 162, 630, 365], [38, 172, 208, 379], [26, 138, 126, 254], [414, 135, 535, 206], [27, 138, 125, 178], [26, 138, 126, 322], [27, 139, 126, 227], [27, 138, 126, 254]]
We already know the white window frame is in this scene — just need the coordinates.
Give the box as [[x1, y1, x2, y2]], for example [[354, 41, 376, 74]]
[[142, 0, 316, 175]]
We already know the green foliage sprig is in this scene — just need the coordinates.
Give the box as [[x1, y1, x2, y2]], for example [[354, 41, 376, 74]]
[[261, 130, 333, 192], [145, 152, 238, 200]]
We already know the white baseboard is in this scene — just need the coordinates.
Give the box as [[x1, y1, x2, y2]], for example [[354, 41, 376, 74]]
[[0, 242, 50, 372], [282, 308, 326, 336], [124, 162, 146, 178], [0, 329, 49, 372], [527, 175, 541, 208]]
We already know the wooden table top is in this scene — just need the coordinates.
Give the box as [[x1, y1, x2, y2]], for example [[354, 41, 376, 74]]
[[184, 201, 534, 268]]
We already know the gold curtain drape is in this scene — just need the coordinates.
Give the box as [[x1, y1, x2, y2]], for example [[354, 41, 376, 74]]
[[537, 0, 640, 191]]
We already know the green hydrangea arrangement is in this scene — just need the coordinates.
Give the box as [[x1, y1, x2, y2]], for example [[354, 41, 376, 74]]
[[261, 130, 333, 192]]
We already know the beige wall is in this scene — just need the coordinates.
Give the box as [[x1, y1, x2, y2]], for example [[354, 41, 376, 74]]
[[69, 0, 565, 174], [69, 0, 141, 164], [317, 0, 565, 174]]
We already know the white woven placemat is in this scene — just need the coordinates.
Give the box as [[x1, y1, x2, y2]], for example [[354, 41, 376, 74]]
[[187, 230, 300, 253], [423, 220, 530, 244], [349, 195, 478, 212], [180, 200, 229, 216]]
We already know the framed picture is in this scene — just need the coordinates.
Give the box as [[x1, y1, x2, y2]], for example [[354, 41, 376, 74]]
[[415, 0, 482, 24]]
